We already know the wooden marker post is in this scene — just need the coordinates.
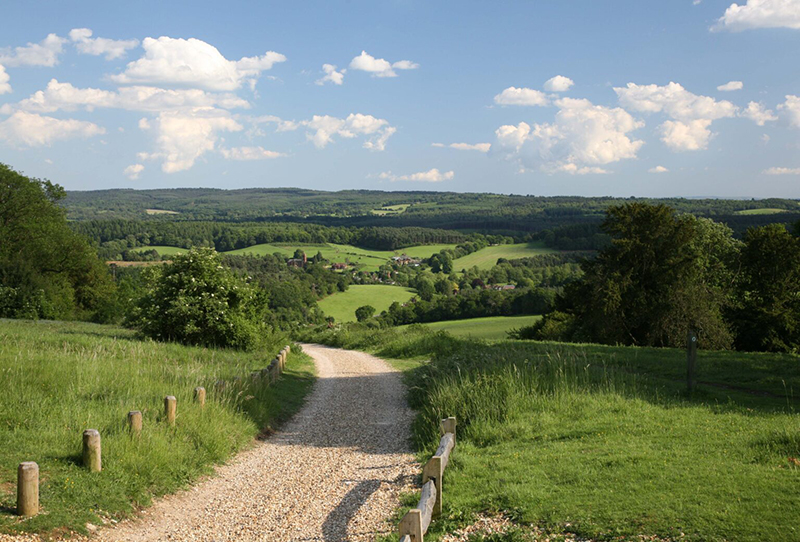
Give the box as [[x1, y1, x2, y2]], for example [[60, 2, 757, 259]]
[[17, 462, 39, 516], [441, 417, 457, 441], [687, 330, 697, 393], [127, 411, 142, 437], [164, 396, 177, 425], [194, 387, 206, 407], [82, 429, 102, 472]]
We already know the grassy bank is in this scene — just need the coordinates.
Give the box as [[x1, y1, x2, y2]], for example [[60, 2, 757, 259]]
[[0, 320, 315, 536], [298, 324, 800, 541]]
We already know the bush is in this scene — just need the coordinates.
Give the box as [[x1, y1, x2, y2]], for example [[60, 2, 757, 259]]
[[355, 305, 376, 322], [128, 248, 269, 350]]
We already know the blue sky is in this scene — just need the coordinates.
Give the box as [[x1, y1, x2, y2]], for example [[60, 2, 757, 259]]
[[0, 0, 799, 197]]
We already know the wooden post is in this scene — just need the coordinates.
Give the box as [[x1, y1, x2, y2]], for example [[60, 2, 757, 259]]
[[82, 429, 102, 472], [164, 396, 177, 425], [399, 509, 423, 542], [16, 462, 39, 516], [441, 417, 456, 441], [127, 411, 142, 437], [687, 329, 697, 393], [423, 456, 443, 517], [194, 387, 206, 407]]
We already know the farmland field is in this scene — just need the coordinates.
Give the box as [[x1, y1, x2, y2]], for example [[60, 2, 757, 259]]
[[0, 320, 314, 535], [735, 208, 789, 215], [408, 314, 542, 340], [317, 285, 416, 322], [370, 203, 410, 215], [453, 241, 558, 271], [130, 245, 187, 256]]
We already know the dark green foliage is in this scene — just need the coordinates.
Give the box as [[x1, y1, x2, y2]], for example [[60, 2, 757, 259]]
[[355, 305, 376, 322], [128, 248, 269, 350], [0, 163, 114, 321], [731, 224, 800, 353]]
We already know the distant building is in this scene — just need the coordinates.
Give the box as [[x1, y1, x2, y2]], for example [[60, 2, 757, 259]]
[[331, 262, 348, 270], [493, 284, 516, 291], [391, 254, 420, 266], [288, 258, 305, 268]]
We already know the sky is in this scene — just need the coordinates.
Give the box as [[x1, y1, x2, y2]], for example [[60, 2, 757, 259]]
[[0, 0, 799, 198]]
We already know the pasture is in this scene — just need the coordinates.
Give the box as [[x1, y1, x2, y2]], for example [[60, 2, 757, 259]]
[[407, 314, 542, 340], [0, 320, 314, 535], [735, 208, 789, 215], [370, 203, 410, 215], [317, 285, 416, 322], [453, 242, 557, 271], [130, 245, 187, 256]]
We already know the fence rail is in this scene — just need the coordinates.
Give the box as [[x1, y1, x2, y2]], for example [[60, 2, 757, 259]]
[[398, 416, 456, 542]]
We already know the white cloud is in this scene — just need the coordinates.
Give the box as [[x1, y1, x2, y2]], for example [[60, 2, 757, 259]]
[[124, 163, 144, 180], [741, 101, 778, 125], [252, 114, 299, 132], [140, 107, 243, 173], [763, 166, 800, 174], [432, 142, 491, 152], [9, 79, 250, 114], [138, 117, 151, 130], [315, 63, 345, 86], [69, 28, 139, 60], [778, 95, 800, 128], [544, 75, 574, 92], [348, 51, 418, 78], [660, 119, 714, 151], [494, 86, 550, 106], [0, 111, 105, 147], [649, 165, 669, 173], [220, 146, 285, 160], [717, 80, 744, 91], [493, 97, 644, 173], [110, 37, 286, 91], [712, 0, 800, 31], [302, 113, 395, 150], [0, 33, 67, 67], [553, 164, 610, 175], [379, 168, 454, 182], [0, 65, 10, 95]]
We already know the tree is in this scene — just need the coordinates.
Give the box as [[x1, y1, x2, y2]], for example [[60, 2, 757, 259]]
[[731, 224, 800, 353], [0, 163, 114, 320], [355, 305, 376, 322], [128, 248, 268, 350]]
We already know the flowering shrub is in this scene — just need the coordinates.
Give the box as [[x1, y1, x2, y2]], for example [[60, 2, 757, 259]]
[[128, 248, 268, 350]]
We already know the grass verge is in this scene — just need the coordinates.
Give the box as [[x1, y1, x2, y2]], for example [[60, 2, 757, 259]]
[[0, 320, 315, 536]]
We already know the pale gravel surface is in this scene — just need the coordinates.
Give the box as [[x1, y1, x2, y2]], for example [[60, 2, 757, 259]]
[[1, 344, 417, 542]]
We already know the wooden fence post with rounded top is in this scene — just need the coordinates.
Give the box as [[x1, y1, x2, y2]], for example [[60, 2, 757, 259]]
[[16, 462, 39, 516], [441, 417, 456, 441], [127, 411, 142, 437], [82, 429, 102, 472], [194, 387, 206, 407], [164, 396, 177, 425], [423, 455, 443, 517]]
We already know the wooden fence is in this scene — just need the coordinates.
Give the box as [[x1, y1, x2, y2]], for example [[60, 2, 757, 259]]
[[13, 345, 292, 517], [399, 416, 456, 542]]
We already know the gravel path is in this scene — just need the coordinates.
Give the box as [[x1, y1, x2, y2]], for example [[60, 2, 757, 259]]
[[48, 344, 415, 542]]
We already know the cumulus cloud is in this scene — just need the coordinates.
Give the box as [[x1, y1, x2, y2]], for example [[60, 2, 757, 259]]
[[717, 80, 744, 91], [778, 95, 800, 128], [251, 114, 300, 132], [0, 110, 105, 147], [302, 113, 395, 150], [0, 65, 10, 95], [544, 75, 574, 92], [69, 28, 139, 60], [139, 107, 243, 172], [649, 165, 669, 173], [315, 64, 345, 86], [493, 97, 644, 174], [615, 82, 737, 151], [110, 37, 286, 91], [348, 51, 418, 78], [379, 168, 454, 182], [712, 0, 800, 31], [0, 33, 67, 67], [741, 101, 778, 125], [494, 86, 550, 106], [7, 79, 250, 114], [124, 163, 144, 180], [763, 166, 800, 174], [432, 142, 491, 152], [220, 146, 286, 160]]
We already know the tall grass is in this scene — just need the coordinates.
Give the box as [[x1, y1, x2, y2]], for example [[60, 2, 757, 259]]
[[0, 320, 315, 535]]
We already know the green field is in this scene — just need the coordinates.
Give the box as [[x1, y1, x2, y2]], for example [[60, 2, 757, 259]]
[[453, 242, 558, 271], [317, 285, 416, 322], [409, 315, 542, 340], [130, 245, 187, 256], [371, 203, 410, 215], [0, 320, 315, 535], [735, 208, 789, 215]]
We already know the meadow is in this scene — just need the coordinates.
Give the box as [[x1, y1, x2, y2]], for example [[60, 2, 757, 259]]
[[0, 320, 315, 535], [405, 315, 542, 340], [298, 325, 800, 542], [130, 245, 187, 256], [317, 284, 416, 322], [734, 208, 789, 215], [453, 242, 557, 271]]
